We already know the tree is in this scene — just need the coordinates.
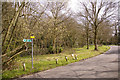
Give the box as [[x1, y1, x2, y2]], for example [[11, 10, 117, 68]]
[[79, 18, 92, 49], [2, 2, 28, 71], [44, 1, 71, 53], [97, 21, 113, 45], [2, 2, 26, 54], [77, 1, 117, 50]]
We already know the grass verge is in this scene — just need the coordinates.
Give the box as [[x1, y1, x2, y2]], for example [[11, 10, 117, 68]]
[[2, 45, 110, 79]]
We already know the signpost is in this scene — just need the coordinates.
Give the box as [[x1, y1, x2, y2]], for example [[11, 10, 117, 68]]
[[30, 34, 35, 69], [23, 34, 35, 69], [23, 39, 32, 42], [23, 39, 27, 42]]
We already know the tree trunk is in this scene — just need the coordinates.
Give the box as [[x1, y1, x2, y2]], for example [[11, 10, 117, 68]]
[[2, 2, 25, 54], [87, 36, 89, 49], [94, 26, 98, 51], [53, 38, 56, 54], [86, 27, 89, 49]]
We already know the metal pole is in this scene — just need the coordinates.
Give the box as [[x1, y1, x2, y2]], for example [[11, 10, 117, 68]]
[[32, 38, 33, 68]]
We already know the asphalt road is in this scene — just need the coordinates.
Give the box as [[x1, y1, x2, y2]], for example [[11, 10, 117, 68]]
[[21, 46, 119, 78]]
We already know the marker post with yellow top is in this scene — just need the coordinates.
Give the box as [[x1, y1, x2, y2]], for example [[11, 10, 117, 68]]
[[30, 34, 35, 69]]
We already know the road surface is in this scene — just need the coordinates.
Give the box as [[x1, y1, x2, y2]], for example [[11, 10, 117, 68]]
[[20, 46, 119, 78]]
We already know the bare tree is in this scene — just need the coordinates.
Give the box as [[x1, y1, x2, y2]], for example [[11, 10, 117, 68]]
[[77, 1, 117, 50], [2, 2, 26, 54], [44, 1, 71, 53], [79, 18, 91, 49], [2, 1, 48, 71], [2, 2, 28, 71]]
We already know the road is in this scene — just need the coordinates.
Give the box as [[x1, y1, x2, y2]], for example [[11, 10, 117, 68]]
[[20, 46, 119, 78]]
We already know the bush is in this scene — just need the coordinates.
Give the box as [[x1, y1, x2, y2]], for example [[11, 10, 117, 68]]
[[56, 47, 63, 53], [47, 46, 63, 54], [48, 46, 54, 54]]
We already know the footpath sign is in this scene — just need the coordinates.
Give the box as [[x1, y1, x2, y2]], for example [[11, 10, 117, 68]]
[[23, 35, 35, 69], [23, 39, 32, 42]]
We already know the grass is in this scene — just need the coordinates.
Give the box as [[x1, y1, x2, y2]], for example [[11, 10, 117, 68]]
[[2, 45, 110, 79]]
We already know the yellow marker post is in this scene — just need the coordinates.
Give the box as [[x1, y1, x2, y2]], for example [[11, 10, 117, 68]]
[[30, 36, 35, 38]]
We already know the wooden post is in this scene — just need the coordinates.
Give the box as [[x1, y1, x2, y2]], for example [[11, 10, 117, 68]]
[[65, 56, 68, 62], [75, 55, 77, 60], [71, 54, 75, 60], [25, 42, 28, 51], [56, 59, 58, 64], [106, 46, 107, 49], [23, 62, 26, 71]]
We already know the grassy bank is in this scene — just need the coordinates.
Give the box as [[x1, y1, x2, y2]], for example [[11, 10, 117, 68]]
[[2, 45, 110, 79]]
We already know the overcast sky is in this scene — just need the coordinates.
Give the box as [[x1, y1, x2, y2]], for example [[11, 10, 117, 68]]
[[68, 0, 119, 13], [68, 0, 79, 13]]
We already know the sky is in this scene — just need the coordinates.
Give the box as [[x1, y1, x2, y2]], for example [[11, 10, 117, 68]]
[[68, 0, 119, 13], [68, 0, 79, 13]]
